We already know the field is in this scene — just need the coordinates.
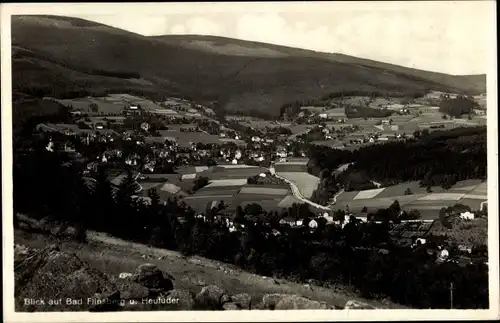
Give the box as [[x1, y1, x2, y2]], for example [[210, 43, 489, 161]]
[[333, 180, 488, 220], [275, 172, 320, 199], [157, 130, 222, 146], [205, 179, 248, 188], [12, 16, 485, 119], [170, 164, 297, 213]]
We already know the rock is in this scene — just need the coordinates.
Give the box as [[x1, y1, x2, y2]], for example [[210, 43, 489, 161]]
[[222, 302, 241, 310], [118, 272, 133, 279], [260, 293, 296, 310], [275, 295, 330, 310], [132, 263, 173, 292], [89, 290, 122, 312], [194, 279, 207, 286], [15, 247, 119, 311], [344, 300, 377, 309], [231, 293, 251, 310], [112, 277, 150, 300], [165, 289, 196, 310], [195, 285, 230, 310]]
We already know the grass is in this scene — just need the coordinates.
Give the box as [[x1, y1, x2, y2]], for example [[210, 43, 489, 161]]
[[275, 172, 320, 199], [205, 179, 248, 187], [352, 188, 386, 200], [238, 186, 289, 196], [14, 228, 406, 309], [12, 15, 485, 118], [332, 179, 488, 218]]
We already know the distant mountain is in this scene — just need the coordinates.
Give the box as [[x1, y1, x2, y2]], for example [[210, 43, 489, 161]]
[[11, 15, 486, 117]]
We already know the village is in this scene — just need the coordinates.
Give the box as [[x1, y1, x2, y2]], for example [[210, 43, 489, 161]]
[[27, 90, 488, 269]]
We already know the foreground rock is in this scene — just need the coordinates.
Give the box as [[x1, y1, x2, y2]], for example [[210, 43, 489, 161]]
[[258, 293, 333, 310], [195, 285, 231, 310], [275, 295, 331, 309], [132, 263, 174, 294], [230, 293, 252, 309], [344, 300, 377, 309], [15, 244, 120, 312], [259, 293, 294, 310]]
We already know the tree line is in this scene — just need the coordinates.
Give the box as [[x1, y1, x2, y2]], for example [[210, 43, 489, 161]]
[[308, 126, 487, 204]]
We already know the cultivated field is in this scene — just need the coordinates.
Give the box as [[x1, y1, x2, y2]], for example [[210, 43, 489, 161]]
[[333, 180, 488, 220], [275, 172, 320, 199]]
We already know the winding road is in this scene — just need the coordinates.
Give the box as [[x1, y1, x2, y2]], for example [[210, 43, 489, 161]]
[[271, 167, 331, 212]]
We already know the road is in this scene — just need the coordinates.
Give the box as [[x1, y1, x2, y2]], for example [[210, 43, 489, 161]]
[[271, 168, 331, 212]]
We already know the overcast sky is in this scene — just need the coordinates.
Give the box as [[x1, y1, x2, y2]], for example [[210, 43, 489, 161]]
[[12, 1, 496, 75]]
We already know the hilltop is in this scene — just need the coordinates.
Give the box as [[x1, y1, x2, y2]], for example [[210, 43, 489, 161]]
[[12, 15, 486, 117]]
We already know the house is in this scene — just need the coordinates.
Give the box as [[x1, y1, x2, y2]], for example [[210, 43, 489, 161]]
[[378, 136, 389, 141], [279, 217, 303, 227], [95, 123, 104, 130], [251, 136, 261, 142], [319, 113, 328, 119], [460, 211, 475, 220], [141, 122, 150, 132], [308, 219, 318, 229], [458, 245, 472, 254], [381, 119, 391, 125]]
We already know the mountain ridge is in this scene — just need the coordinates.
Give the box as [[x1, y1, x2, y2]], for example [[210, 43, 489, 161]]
[[12, 15, 486, 117]]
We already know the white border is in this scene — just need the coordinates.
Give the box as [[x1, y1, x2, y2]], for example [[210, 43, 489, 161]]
[[1, 2, 499, 322]]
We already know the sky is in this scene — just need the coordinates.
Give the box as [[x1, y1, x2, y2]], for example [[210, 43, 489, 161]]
[[26, 1, 498, 75]]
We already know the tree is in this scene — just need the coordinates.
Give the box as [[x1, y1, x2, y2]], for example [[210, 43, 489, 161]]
[[361, 206, 368, 213], [388, 200, 401, 216], [439, 207, 452, 229], [404, 188, 413, 195], [244, 203, 263, 216], [193, 176, 209, 192]]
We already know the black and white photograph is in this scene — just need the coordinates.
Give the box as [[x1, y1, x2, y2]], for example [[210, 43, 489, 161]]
[[2, 1, 498, 321]]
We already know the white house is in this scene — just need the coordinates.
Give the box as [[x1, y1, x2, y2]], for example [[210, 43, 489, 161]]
[[46, 139, 54, 152], [308, 219, 318, 229], [319, 113, 328, 119], [235, 150, 242, 160], [251, 136, 261, 142], [141, 122, 150, 132], [259, 173, 267, 178], [460, 211, 475, 220], [415, 238, 426, 245], [231, 159, 238, 165]]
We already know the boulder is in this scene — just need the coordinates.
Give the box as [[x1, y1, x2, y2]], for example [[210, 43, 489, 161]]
[[260, 293, 296, 310], [231, 293, 252, 310], [275, 295, 330, 310], [132, 263, 174, 292], [195, 285, 230, 310], [15, 246, 119, 312], [344, 300, 377, 309], [118, 272, 133, 280], [222, 302, 241, 310], [112, 276, 150, 300]]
